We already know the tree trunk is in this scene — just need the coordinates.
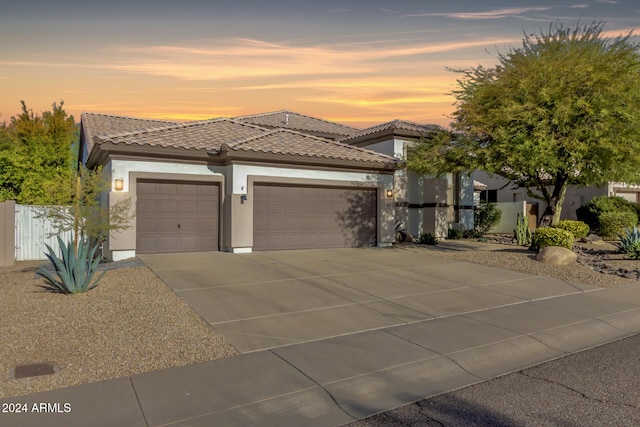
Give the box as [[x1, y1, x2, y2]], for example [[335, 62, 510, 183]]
[[538, 179, 568, 227]]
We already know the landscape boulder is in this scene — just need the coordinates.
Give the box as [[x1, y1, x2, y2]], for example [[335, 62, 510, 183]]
[[580, 233, 606, 245], [536, 246, 577, 265]]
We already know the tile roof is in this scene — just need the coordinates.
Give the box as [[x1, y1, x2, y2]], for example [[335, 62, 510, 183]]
[[92, 118, 267, 151], [81, 112, 179, 154], [224, 128, 396, 165], [340, 119, 441, 144], [82, 113, 396, 167], [234, 110, 359, 138]]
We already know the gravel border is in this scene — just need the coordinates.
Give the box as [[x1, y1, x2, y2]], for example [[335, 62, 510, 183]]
[[1, 261, 238, 399]]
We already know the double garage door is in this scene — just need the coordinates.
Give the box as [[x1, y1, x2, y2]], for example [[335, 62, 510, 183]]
[[253, 184, 377, 251], [136, 180, 377, 253]]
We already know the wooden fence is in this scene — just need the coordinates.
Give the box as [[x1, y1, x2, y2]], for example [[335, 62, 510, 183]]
[[0, 201, 73, 267]]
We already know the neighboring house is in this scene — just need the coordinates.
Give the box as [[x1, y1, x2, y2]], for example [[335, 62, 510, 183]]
[[342, 120, 475, 238], [79, 110, 473, 261], [473, 170, 640, 222]]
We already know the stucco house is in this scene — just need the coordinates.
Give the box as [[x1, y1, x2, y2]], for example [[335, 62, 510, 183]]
[[79, 110, 473, 261], [473, 170, 640, 223]]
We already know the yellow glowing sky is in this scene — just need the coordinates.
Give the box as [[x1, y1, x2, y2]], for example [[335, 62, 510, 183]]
[[0, 1, 637, 129]]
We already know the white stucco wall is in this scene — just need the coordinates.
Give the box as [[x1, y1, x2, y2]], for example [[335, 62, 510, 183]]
[[109, 159, 226, 192], [472, 171, 611, 221], [357, 138, 405, 160], [231, 164, 393, 194]]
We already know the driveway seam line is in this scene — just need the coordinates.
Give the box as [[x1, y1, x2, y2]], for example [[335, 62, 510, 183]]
[[129, 377, 151, 427], [268, 350, 356, 421]]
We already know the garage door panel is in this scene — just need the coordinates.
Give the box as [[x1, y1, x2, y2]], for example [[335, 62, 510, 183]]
[[199, 200, 217, 214], [285, 202, 302, 215], [137, 219, 158, 233], [158, 184, 178, 196], [157, 218, 177, 231], [137, 199, 158, 214], [158, 199, 178, 213], [136, 180, 219, 254], [253, 184, 376, 251], [179, 184, 198, 196], [179, 200, 198, 214]]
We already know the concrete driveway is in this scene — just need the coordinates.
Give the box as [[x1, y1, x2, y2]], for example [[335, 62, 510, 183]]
[[6, 246, 640, 427], [140, 246, 598, 353]]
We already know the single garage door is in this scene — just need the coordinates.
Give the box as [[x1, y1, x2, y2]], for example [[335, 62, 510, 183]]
[[136, 180, 219, 253], [253, 183, 377, 250]]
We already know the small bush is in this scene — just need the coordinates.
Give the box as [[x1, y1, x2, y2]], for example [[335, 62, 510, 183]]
[[598, 211, 638, 239], [474, 202, 502, 234], [532, 227, 574, 251], [553, 220, 590, 239], [463, 229, 483, 239], [447, 228, 462, 240], [576, 196, 640, 233], [616, 227, 640, 259], [416, 232, 439, 245]]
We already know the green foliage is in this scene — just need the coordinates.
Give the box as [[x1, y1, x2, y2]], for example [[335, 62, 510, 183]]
[[0, 101, 76, 204], [514, 213, 532, 247], [474, 202, 502, 234], [532, 227, 574, 250], [553, 220, 590, 239], [616, 227, 640, 259], [416, 233, 439, 245], [598, 211, 638, 239], [576, 196, 640, 233], [447, 228, 462, 239], [36, 165, 134, 245], [462, 229, 483, 239], [407, 22, 640, 226], [37, 236, 105, 294]]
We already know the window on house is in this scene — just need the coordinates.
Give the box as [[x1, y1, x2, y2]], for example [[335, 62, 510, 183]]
[[480, 189, 497, 203]]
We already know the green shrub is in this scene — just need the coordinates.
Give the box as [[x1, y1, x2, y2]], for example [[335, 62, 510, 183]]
[[514, 213, 532, 247], [447, 228, 462, 240], [474, 202, 502, 234], [598, 211, 638, 239], [576, 196, 640, 233], [532, 227, 574, 251], [553, 220, 590, 239], [37, 236, 105, 294], [463, 229, 483, 239], [416, 232, 439, 245], [615, 227, 640, 259]]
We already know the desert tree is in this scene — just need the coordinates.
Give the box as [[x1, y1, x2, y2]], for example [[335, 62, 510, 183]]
[[408, 22, 640, 226]]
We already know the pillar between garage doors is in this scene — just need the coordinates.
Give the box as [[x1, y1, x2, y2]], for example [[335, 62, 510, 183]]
[[222, 193, 253, 254]]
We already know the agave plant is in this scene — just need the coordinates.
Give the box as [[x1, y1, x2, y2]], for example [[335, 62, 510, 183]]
[[37, 236, 105, 293], [616, 226, 640, 260]]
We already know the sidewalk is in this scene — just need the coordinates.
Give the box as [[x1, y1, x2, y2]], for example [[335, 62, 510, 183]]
[[3, 283, 640, 426]]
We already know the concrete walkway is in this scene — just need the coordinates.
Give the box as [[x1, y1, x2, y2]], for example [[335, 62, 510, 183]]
[[3, 247, 640, 426]]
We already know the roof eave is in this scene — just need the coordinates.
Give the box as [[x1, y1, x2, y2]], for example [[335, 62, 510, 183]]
[[214, 148, 398, 172], [87, 142, 213, 168]]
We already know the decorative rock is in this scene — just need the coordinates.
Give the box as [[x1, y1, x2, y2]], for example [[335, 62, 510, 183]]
[[580, 234, 606, 245], [536, 246, 578, 265]]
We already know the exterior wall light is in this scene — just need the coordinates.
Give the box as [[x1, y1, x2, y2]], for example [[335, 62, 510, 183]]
[[386, 189, 393, 198], [114, 178, 124, 191]]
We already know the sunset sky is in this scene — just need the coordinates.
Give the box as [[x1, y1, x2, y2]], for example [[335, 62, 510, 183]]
[[1, 0, 637, 128]]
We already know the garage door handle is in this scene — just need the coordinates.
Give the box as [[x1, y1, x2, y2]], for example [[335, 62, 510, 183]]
[[177, 224, 181, 229]]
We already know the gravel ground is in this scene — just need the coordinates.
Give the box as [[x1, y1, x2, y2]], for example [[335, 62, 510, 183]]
[[419, 240, 640, 288], [0, 262, 238, 399], [1, 241, 637, 400]]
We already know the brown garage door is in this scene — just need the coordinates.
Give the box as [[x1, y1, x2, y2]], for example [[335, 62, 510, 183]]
[[136, 180, 219, 253], [253, 183, 377, 250]]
